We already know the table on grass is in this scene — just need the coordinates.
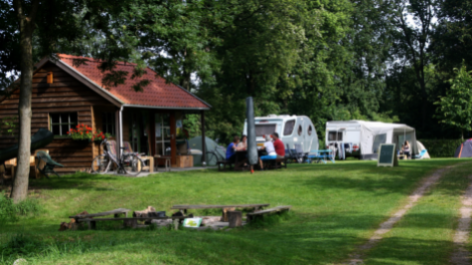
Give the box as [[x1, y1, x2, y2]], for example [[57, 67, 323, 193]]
[[307, 150, 335, 164], [171, 204, 270, 221]]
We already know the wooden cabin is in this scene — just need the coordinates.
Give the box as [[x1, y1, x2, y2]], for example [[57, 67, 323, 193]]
[[0, 54, 210, 173]]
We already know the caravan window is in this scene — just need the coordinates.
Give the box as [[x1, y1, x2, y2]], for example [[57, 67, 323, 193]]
[[256, 124, 276, 137], [283, 120, 296, 136], [328, 131, 343, 141], [308, 125, 313, 136], [372, 134, 387, 153], [298, 125, 303, 136]]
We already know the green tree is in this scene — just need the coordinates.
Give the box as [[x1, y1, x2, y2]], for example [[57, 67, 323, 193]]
[[432, 0, 472, 71], [198, 0, 310, 143], [388, 0, 437, 130], [436, 63, 472, 140], [0, 0, 140, 202], [1, 0, 91, 202]]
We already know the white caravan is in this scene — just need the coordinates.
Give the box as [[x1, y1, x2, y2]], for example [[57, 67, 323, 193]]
[[243, 114, 318, 153], [325, 120, 418, 159]]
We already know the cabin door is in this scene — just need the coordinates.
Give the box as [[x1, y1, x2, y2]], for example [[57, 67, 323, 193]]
[[130, 110, 149, 154]]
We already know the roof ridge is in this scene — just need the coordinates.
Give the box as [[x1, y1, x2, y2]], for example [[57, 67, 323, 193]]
[[57, 53, 137, 67]]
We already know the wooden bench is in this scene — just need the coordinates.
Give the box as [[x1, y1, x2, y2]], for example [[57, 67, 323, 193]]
[[69, 208, 131, 219], [263, 157, 288, 169], [77, 216, 188, 230], [172, 203, 270, 221], [246, 205, 291, 221], [69, 208, 130, 229]]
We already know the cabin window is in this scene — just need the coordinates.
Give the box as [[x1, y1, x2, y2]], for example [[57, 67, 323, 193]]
[[328, 131, 343, 141], [102, 112, 115, 135], [297, 125, 303, 136], [255, 124, 276, 137], [50, 113, 78, 136], [308, 125, 313, 136], [283, 120, 296, 136]]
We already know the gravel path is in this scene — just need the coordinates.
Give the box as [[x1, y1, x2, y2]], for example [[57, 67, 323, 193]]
[[346, 167, 449, 265], [451, 176, 472, 265]]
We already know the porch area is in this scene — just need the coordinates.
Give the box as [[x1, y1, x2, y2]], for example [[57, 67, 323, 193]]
[[92, 106, 209, 171]]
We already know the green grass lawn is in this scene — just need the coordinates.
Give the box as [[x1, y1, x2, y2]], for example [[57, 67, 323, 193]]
[[1, 159, 470, 265], [363, 162, 472, 265]]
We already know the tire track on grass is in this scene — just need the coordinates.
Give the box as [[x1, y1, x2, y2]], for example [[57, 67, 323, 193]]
[[345, 167, 451, 265], [450, 176, 472, 265]]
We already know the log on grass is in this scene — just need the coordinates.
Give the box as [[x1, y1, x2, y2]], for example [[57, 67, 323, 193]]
[[133, 206, 156, 217], [221, 207, 236, 222], [228, 211, 242, 228]]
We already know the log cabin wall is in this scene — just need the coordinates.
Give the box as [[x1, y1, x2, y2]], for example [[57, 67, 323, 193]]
[[91, 106, 118, 159], [0, 62, 114, 173]]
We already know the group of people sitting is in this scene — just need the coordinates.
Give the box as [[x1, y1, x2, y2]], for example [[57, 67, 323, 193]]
[[225, 132, 285, 169]]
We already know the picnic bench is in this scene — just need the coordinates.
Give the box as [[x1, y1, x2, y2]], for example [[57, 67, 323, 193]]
[[262, 157, 288, 169], [69, 208, 190, 230], [217, 160, 234, 171], [307, 150, 335, 164], [246, 205, 292, 221]]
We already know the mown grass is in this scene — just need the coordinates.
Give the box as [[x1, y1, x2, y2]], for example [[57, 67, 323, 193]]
[[0, 159, 467, 265], [363, 162, 472, 265]]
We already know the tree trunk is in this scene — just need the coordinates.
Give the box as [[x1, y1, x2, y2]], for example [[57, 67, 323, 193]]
[[11, 6, 34, 203]]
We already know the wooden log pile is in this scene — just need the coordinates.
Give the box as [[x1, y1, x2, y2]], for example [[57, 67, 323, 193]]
[[59, 211, 89, 231]]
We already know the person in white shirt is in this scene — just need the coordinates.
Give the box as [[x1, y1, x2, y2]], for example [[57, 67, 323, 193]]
[[259, 135, 277, 169]]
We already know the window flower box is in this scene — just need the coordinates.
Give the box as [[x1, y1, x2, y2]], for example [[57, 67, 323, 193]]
[[67, 124, 109, 142]]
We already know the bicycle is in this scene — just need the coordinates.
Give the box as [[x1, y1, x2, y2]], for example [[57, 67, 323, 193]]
[[91, 138, 143, 176]]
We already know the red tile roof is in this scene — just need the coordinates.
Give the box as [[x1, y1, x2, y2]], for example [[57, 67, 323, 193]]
[[57, 54, 210, 110]]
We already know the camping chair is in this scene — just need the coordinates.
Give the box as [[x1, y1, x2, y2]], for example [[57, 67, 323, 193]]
[[36, 151, 63, 178], [122, 141, 153, 172], [31, 149, 49, 179], [285, 144, 298, 163], [105, 140, 119, 164], [415, 149, 428, 159], [0, 158, 16, 184]]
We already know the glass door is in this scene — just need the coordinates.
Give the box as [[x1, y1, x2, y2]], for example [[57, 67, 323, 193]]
[[130, 110, 149, 154], [155, 113, 171, 156]]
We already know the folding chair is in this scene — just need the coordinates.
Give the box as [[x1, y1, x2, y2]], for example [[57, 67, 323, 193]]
[[36, 151, 64, 178], [122, 141, 153, 172], [285, 144, 297, 163]]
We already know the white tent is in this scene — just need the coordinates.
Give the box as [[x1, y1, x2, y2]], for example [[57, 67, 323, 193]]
[[416, 141, 431, 159], [325, 120, 418, 159]]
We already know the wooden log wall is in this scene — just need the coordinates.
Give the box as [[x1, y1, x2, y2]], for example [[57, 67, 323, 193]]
[[0, 62, 114, 173]]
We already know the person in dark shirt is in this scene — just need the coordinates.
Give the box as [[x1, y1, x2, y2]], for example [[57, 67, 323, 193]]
[[272, 132, 285, 158], [226, 136, 240, 163]]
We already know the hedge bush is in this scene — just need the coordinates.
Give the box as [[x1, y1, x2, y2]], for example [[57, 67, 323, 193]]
[[419, 139, 463, 158]]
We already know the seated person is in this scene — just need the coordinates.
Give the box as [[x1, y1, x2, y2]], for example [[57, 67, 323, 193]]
[[272, 132, 285, 159], [226, 136, 240, 163], [402, 140, 411, 159], [259, 135, 277, 169], [236, 135, 247, 151]]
